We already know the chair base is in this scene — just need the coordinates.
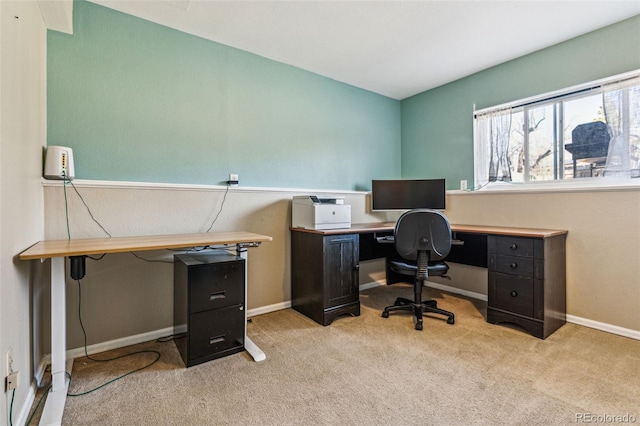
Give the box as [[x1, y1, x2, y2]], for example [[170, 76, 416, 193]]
[[382, 297, 455, 330]]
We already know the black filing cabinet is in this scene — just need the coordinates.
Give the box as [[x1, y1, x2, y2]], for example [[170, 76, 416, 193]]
[[291, 230, 360, 326], [487, 235, 566, 339], [174, 253, 245, 367]]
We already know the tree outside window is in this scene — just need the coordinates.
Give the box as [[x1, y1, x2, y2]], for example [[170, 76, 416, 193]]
[[474, 73, 640, 188]]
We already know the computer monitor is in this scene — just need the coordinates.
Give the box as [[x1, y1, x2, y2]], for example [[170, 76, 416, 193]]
[[371, 178, 446, 211]]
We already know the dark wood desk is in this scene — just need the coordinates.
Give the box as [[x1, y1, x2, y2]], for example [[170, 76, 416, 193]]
[[291, 223, 567, 339]]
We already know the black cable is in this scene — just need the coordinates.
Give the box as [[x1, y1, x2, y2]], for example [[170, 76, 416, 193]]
[[130, 245, 228, 263], [24, 243, 156, 425], [9, 388, 15, 426], [64, 176, 112, 237], [87, 253, 107, 261], [471, 181, 492, 191], [66, 279, 161, 397], [166, 245, 216, 252], [156, 334, 186, 343], [129, 251, 174, 263], [205, 183, 231, 232]]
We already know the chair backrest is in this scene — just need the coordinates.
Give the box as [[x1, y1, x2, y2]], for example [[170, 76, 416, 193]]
[[393, 209, 452, 262]]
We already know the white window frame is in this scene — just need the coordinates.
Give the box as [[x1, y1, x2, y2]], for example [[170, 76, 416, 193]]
[[472, 70, 640, 193]]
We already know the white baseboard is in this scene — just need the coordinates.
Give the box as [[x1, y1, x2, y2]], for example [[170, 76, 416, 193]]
[[66, 326, 176, 359], [247, 301, 291, 317], [360, 281, 383, 291], [360, 278, 488, 301], [425, 280, 488, 302], [566, 315, 640, 340]]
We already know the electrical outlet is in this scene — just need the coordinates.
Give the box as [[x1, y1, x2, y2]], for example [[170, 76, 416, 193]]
[[5, 371, 18, 392], [6, 347, 13, 373], [460, 180, 468, 191], [228, 173, 239, 187]]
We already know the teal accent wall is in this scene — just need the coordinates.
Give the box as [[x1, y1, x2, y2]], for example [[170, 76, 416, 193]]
[[401, 15, 640, 190], [48, 1, 400, 190]]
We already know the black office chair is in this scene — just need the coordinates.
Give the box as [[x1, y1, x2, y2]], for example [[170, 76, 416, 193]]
[[382, 209, 455, 330]]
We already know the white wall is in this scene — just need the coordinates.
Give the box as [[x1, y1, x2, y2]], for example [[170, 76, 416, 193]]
[[0, 1, 47, 424], [40, 181, 640, 356]]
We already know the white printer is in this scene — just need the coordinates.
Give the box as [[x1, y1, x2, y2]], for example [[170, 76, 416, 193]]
[[292, 196, 351, 230]]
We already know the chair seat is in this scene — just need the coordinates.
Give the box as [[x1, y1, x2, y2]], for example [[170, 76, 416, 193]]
[[389, 259, 449, 277]]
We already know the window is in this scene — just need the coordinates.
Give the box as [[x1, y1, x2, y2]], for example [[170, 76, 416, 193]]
[[473, 72, 640, 189]]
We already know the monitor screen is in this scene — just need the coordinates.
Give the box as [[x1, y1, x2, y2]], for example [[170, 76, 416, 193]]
[[371, 179, 446, 211]]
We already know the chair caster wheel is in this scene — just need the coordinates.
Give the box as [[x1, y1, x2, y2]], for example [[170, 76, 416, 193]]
[[447, 317, 455, 325], [415, 322, 423, 330], [382, 311, 389, 318]]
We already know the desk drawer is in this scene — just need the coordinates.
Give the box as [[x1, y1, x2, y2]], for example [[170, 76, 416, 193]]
[[489, 236, 535, 257], [488, 272, 535, 318], [489, 254, 535, 277]]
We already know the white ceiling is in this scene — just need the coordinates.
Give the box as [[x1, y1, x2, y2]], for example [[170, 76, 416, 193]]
[[89, 0, 640, 100]]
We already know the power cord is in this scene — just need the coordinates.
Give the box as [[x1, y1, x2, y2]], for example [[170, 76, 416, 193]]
[[25, 278, 164, 426], [471, 181, 492, 191], [26, 384, 49, 425], [24, 324, 177, 426], [130, 244, 227, 263], [9, 388, 15, 426], [62, 172, 112, 239], [68, 278, 161, 397], [205, 183, 231, 232]]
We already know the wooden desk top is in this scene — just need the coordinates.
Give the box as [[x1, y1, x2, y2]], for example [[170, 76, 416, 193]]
[[19, 231, 273, 260], [291, 223, 567, 239]]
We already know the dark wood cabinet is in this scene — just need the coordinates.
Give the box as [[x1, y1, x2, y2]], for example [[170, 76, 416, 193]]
[[487, 234, 566, 339], [174, 253, 246, 367], [291, 230, 360, 325]]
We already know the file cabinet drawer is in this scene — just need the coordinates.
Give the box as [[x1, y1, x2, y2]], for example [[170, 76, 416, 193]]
[[188, 305, 244, 362], [189, 261, 244, 313]]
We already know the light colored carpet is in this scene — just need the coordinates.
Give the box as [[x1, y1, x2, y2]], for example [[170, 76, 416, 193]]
[[29, 284, 640, 425]]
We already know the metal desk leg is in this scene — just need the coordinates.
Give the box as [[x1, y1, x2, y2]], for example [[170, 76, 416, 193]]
[[39, 257, 73, 426], [237, 247, 266, 362]]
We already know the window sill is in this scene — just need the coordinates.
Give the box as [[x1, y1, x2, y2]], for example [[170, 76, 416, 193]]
[[452, 178, 640, 195]]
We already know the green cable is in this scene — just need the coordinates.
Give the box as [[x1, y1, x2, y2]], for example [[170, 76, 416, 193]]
[[63, 172, 71, 240], [25, 385, 50, 426], [68, 279, 161, 397]]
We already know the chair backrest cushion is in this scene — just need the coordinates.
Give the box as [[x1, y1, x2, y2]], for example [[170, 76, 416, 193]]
[[394, 209, 452, 262]]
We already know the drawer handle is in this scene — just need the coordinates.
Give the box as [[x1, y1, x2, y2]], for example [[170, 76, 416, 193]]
[[510, 243, 518, 250], [510, 291, 518, 297], [209, 335, 225, 345], [210, 291, 226, 301], [510, 263, 518, 269]]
